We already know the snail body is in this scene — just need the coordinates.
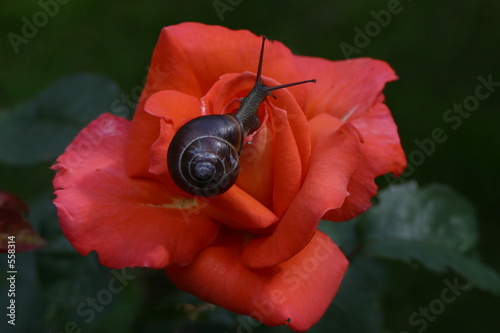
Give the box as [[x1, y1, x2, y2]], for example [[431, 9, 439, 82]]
[[167, 37, 315, 197]]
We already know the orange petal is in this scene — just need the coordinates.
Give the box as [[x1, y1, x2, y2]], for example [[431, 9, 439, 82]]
[[144, 90, 202, 125], [141, 23, 304, 100], [125, 107, 162, 178], [325, 103, 407, 221], [268, 105, 303, 218], [207, 187, 279, 231], [237, 124, 275, 208], [166, 229, 348, 332], [52, 114, 219, 268], [267, 86, 312, 180], [145, 90, 202, 190], [242, 114, 363, 268], [294, 56, 397, 121]]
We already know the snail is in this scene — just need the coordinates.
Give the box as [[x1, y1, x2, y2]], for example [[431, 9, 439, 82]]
[[167, 36, 316, 197]]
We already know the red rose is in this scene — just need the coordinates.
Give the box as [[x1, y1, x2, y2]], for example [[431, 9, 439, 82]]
[[52, 22, 406, 331]]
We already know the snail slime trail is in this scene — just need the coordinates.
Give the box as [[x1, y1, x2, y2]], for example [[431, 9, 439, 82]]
[[167, 36, 316, 197]]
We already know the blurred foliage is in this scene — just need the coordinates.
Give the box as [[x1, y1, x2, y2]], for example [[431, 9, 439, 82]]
[[0, 0, 499, 332], [0, 74, 121, 165]]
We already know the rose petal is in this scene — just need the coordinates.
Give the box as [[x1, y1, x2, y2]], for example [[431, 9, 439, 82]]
[[267, 85, 312, 180], [242, 114, 362, 268], [139, 23, 305, 102], [145, 90, 202, 191], [294, 56, 397, 121], [166, 229, 348, 332], [53, 114, 219, 268], [350, 103, 406, 178], [268, 106, 303, 218], [237, 124, 275, 207], [125, 108, 162, 178], [324, 103, 407, 221], [145, 90, 202, 124], [207, 187, 279, 231], [148, 119, 178, 189]]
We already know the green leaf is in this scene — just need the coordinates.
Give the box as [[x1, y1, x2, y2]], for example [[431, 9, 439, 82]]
[[361, 182, 478, 253], [0, 73, 122, 166], [365, 240, 500, 294], [359, 181, 500, 294]]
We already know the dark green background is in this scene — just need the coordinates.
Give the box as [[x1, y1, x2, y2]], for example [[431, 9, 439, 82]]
[[1, 0, 499, 332]]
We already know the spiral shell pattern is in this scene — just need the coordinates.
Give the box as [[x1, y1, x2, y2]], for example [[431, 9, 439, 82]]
[[167, 115, 243, 197]]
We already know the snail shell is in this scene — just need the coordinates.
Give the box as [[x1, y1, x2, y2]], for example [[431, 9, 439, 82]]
[[167, 114, 243, 197]]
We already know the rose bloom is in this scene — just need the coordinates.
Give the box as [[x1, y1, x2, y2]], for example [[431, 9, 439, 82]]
[[52, 22, 406, 331]]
